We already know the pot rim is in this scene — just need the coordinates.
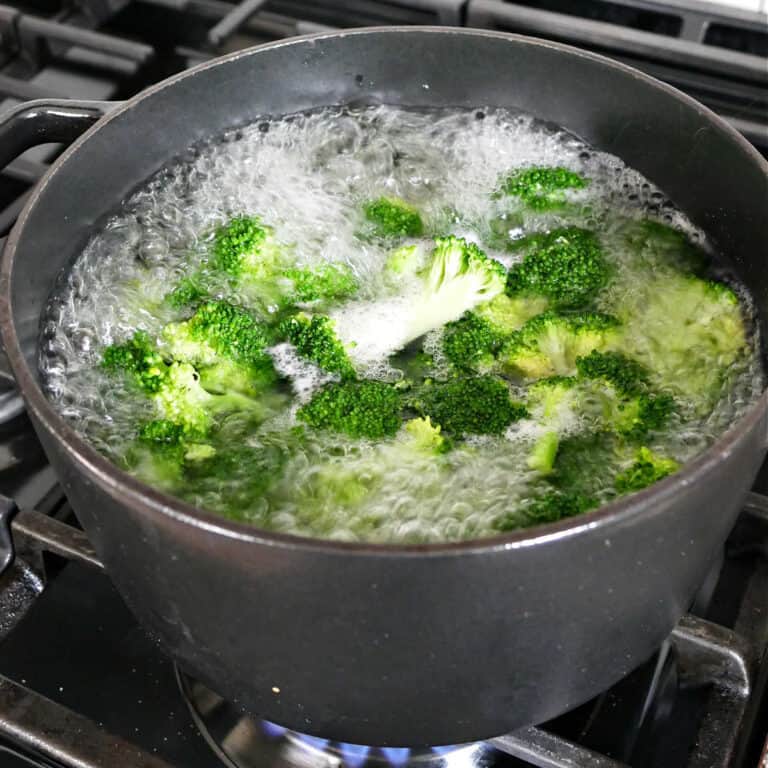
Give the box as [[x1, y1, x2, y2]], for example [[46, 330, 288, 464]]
[[2, 25, 767, 556]]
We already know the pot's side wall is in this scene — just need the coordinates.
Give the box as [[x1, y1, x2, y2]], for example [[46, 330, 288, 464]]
[[32, 408, 767, 746]]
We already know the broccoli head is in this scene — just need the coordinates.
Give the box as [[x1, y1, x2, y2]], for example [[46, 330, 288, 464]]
[[282, 263, 358, 304], [616, 273, 746, 405], [153, 361, 259, 435], [497, 166, 589, 210], [138, 419, 186, 445], [164, 276, 207, 310], [525, 376, 581, 474], [506, 228, 608, 307], [575, 350, 649, 397], [615, 447, 679, 493], [499, 311, 619, 379], [297, 380, 402, 439], [624, 219, 707, 275], [495, 490, 596, 530], [385, 243, 427, 277], [410, 236, 506, 339], [475, 293, 550, 335], [442, 312, 505, 372], [363, 196, 424, 238], [102, 331, 167, 394], [280, 313, 356, 380], [212, 215, 282, 277], [186, 301, 272, 367], [403, 416, 449, 454], [411, 375, 527, 436], [162, 301, 276, 396]]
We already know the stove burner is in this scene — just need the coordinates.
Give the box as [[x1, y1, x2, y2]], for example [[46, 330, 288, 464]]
[[176, 666, 490, 768]]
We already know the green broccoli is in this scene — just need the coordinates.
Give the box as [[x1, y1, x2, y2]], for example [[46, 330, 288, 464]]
[[615, 447, 680, 493], [384, 243, 427, 277], [499, 311, 619, 379], [624, 219, 707, 275], [138, 419, 186, 445], [102, 331, 167, 394], [575, 350, 648, 396], [330, 237, 508, 366], [475, 293, 550, 335], [282, 263, 358, 304], [363, 196, 424, 238], [410, 375, 527, 436], [212, 215, 283, 277], [297, 380, 402, 439], [525, 376, 580, 474], [404, 416, 449, 454], [162, 301, 276, 396], [409, 236, 506, 339], [442, 312, 506, 371], [495, 490, 596, 530], [164, 276, 207, 309], [153, 361, 259, 434], [506, 228, 608, 307], [615, 273, 747, 405], [548, 431, 623, 499], [497, 166, 589, 210], [280, 313, 356, 380]]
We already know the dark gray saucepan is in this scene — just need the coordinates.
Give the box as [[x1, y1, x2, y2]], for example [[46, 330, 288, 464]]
[[0, 27, 767, 747]]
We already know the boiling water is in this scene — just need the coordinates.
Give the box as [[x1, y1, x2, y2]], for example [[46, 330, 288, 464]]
[[40, 106, 764, 543]]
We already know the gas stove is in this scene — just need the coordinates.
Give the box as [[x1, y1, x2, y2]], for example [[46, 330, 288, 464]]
[[1, 2, 767, 767]]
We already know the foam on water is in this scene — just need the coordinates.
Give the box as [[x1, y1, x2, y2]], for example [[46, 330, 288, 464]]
[[39, 105, 765, 543]]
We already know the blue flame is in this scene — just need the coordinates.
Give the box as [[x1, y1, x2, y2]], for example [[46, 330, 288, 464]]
[[380, 747, 412, 766], [431, 746, 460, 755], [261, 720, 287, 738], [340, 743, 372, 767], [298, 734, 331, 751]]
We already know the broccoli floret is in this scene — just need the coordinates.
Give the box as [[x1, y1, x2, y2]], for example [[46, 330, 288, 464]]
[[411, 376, 527, 436], [212, 215, 282, 277], [495, 490, 596, 530], [442, 312, 505, 371], [280, 313, 355, 380], [616, 393, 675, 440], [363, 196, 423, 238], [411, 236, 506, 338], [186, 301, 273, 367], [385, 243, 427, 276], [499, 311, 619, 379], [475, 293, 550, 335], [576, 350, 648, 396], [616, 273, 747, 405], [506, 228, 608, 307], [330, 237, 507, 365], [528, 431, 561, 476], [548, 431, 623, 499], [615, 447, 679, 493], [282, 263, 358, 304], [497, 166, 588, 210], [138, 419, 186, 445], [164, 276, 207, 309], [624, 219, 707, 275], [102, 331, 167, 394], [404, 416, 448, 454], [525, 376, 581, 474], [162, 301, 276, 396], [297, 380, 402, 439], [153, 361, 259, 434]]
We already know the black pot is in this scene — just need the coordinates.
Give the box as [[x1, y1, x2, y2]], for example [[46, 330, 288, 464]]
[[1, 27, 766, 747]]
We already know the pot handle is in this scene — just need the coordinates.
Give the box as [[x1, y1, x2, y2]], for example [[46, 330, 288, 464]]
[[0, 494, 18, 577], [0, 98, 119, 176], [0, 99, 120, 384]]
